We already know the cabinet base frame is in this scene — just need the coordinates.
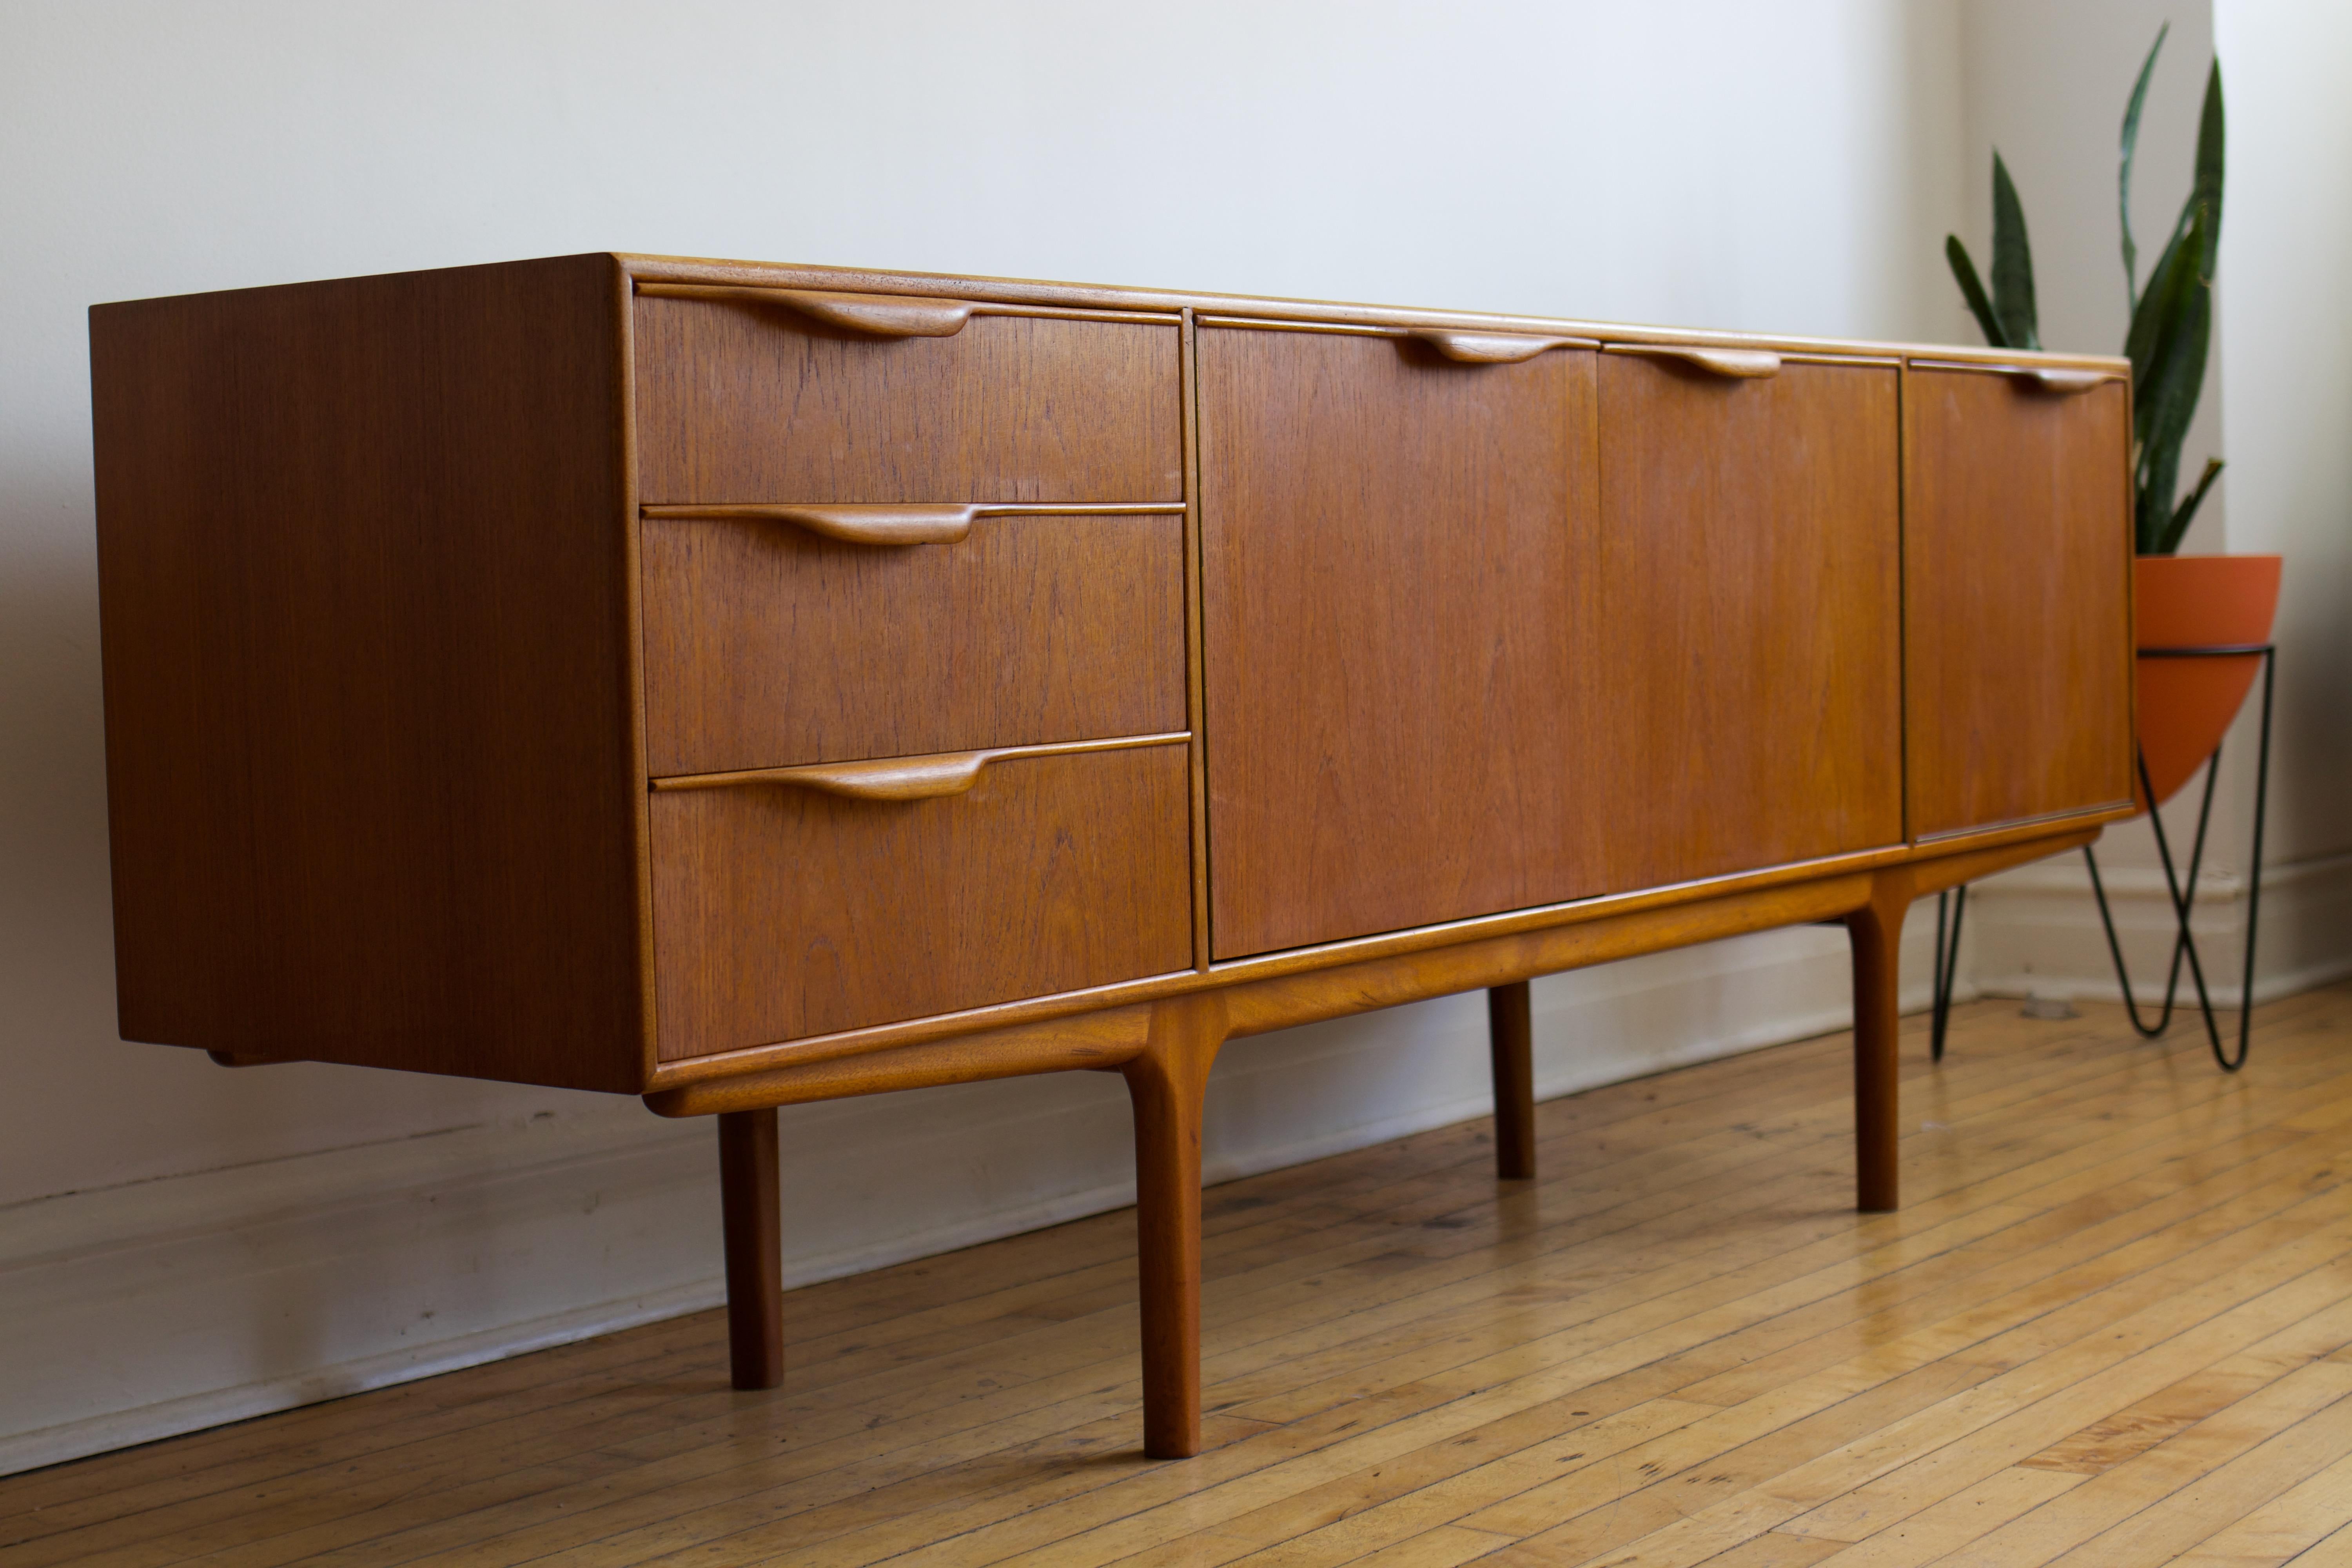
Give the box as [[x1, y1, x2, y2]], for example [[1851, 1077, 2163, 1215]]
[[688, 829, 2098, 1452]]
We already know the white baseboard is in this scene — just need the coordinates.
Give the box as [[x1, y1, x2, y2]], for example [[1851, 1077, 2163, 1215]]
[[0, 1277, 725, 1483], [0, 920, 1930, 1478], [1963, 849, 2352, 1006]]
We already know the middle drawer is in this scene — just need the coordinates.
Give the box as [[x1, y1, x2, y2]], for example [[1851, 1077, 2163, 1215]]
[[643, 508, 1188, 777]]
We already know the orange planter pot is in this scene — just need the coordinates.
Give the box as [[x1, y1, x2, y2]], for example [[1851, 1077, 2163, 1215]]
[[2134, 554, 2281, 812]]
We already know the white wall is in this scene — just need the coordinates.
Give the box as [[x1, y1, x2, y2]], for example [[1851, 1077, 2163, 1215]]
[[10, 0, 2338, 1475], [1949, 2, 2352, 1010], [2211, 0, 2352, 871], [0, 0, 1977, 1472]]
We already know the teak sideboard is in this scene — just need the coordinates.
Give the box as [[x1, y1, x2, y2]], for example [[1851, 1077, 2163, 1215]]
[[90, 254, 2135, 1459]]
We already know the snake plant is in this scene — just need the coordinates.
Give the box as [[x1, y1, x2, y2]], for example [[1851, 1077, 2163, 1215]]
[[1945, 24, 2225, 555]]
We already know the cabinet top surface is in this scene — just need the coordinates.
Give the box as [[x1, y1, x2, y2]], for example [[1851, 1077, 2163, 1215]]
[[94, 251, 2132, 375]]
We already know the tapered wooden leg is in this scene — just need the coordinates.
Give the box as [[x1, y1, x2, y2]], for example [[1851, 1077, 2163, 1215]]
[[1121, 993, 1229, 1459], [1845, 873, 1911, 1214], [1488, 981, 1536, 1180], [718, 1107, 784, 1390]]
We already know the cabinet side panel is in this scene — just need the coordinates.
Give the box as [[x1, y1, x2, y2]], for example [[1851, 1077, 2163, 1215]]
[[91, 256, 648, 1091], [1904, 372, 2134, 838]]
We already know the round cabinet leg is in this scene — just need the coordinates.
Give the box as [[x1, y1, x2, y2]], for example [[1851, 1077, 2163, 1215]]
[[1122, 994, 1229, 1460], [718, 1107, 785, 1390], [1488, 981, 1537, 1181], [1846, 873, 1911, 1214]]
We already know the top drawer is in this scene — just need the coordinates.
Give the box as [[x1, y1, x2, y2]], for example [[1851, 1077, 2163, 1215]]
[[633, 289, 1185, 504]]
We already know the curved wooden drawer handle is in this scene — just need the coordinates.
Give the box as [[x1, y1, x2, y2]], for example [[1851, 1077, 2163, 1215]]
[[644, 503, 978, 546], [1664, 347, 1782, 379], [637, 282, 975, 338], [756, 752, 991, 801], [2024, 367, 2108, 395], [653, 732, 1190, 801], [1409, 328, 1574, 365]]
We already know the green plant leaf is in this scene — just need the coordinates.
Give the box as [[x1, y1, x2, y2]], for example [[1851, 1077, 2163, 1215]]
[[1945, 235, 2008, 347], [2192, 59, 2225, 245], [2132, 202, 2215, 551], [2134, 290, 2207, 544], [1991, 152, 2041, 350], [2144, 57, 2227, 297], [2158, 457, 2225, 555], [2120, 22, 2168, 310], [2124, 54, 2223, 553], [2125, 200, 2200, 425]]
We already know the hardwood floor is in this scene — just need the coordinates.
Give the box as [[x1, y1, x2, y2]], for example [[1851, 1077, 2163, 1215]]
[[8, 983, 2352, 1566]]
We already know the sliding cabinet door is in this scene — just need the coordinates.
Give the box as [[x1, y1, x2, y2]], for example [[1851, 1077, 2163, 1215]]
[[1905, 367, 2132, 839], [1595, 352, 1902, 891], [1198, 326, 1602, 959]]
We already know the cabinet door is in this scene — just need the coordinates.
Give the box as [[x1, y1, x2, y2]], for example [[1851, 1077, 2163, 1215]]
[[1199, 327, 1602, 959], [1905, 369, 2133, 838], [1595, 353, 1902, 890]]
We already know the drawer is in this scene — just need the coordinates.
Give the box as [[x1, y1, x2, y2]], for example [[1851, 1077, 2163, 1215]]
[[650, 739, 1194, 1058], [642, 507, 1187, 777], [633, 290, 1184, 504]]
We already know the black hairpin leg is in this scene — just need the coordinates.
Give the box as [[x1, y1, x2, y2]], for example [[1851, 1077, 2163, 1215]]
[[2086, 744, 2221, 1040], [2085, 646, 2275, 1072], [1930, 885, 1967, 1062]]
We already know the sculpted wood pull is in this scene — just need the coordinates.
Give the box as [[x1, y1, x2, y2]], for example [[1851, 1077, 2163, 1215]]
[[652, 733, 1192, 801], [640, 501, 1183, 544], [715, 752, 990, 802], [636, 282, 976, 338], [1408, 328, 1579, 365], [1909, 357, 2113, 394], [2025, 367, 2108, 395], [1664, 347, 1782, 379], [643, 503, 978, 546]]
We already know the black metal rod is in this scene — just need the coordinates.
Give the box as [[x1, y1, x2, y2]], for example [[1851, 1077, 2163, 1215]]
[[2221, 648, 2278, 1072], [2139, 745, 2227, 1057], [2085, 744, 2215, 1040], [2158, 739, 2225, 1032], [2081, 642, 2274, 1073], [1930, 885, 1965, 1062]]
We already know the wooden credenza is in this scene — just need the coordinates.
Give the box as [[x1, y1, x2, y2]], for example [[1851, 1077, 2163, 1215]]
[[90, 254, 2135, 1458]]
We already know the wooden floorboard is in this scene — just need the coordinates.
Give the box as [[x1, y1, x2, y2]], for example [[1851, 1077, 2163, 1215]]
[[5, 986, 2350, 1567]]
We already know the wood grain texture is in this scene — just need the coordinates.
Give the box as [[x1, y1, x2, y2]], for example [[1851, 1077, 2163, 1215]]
[[652, 733, 1186, 800], [638, 283, 980, 338], [1488, 982, 1535, 1181], [90, 254, 649, 1092], [1123, 993, 1230, 1459], [24, 983, 2348, 1562], [650, 743, 1194, 1060], [1905, 368, 2135, 839], [643, 1007, 1156, 1116], [1198, 327, 1603, 960], [633, 296, 1183, 504], [1846, 868, 1913, 1212], [1593, 352, 1903, 890], [1180, 309, 1213, 973], [718, 1108, 785, 1390], [621, 252, 2134, 374], [1219, 873, 1876, 1042], [642, 510, 1186, 774]]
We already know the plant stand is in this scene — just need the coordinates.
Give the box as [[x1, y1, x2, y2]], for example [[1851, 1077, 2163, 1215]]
[[1930, 641, 2276, 1072]]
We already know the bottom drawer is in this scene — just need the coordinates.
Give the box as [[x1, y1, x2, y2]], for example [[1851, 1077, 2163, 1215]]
[[651, 740, 1194, 1059]]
